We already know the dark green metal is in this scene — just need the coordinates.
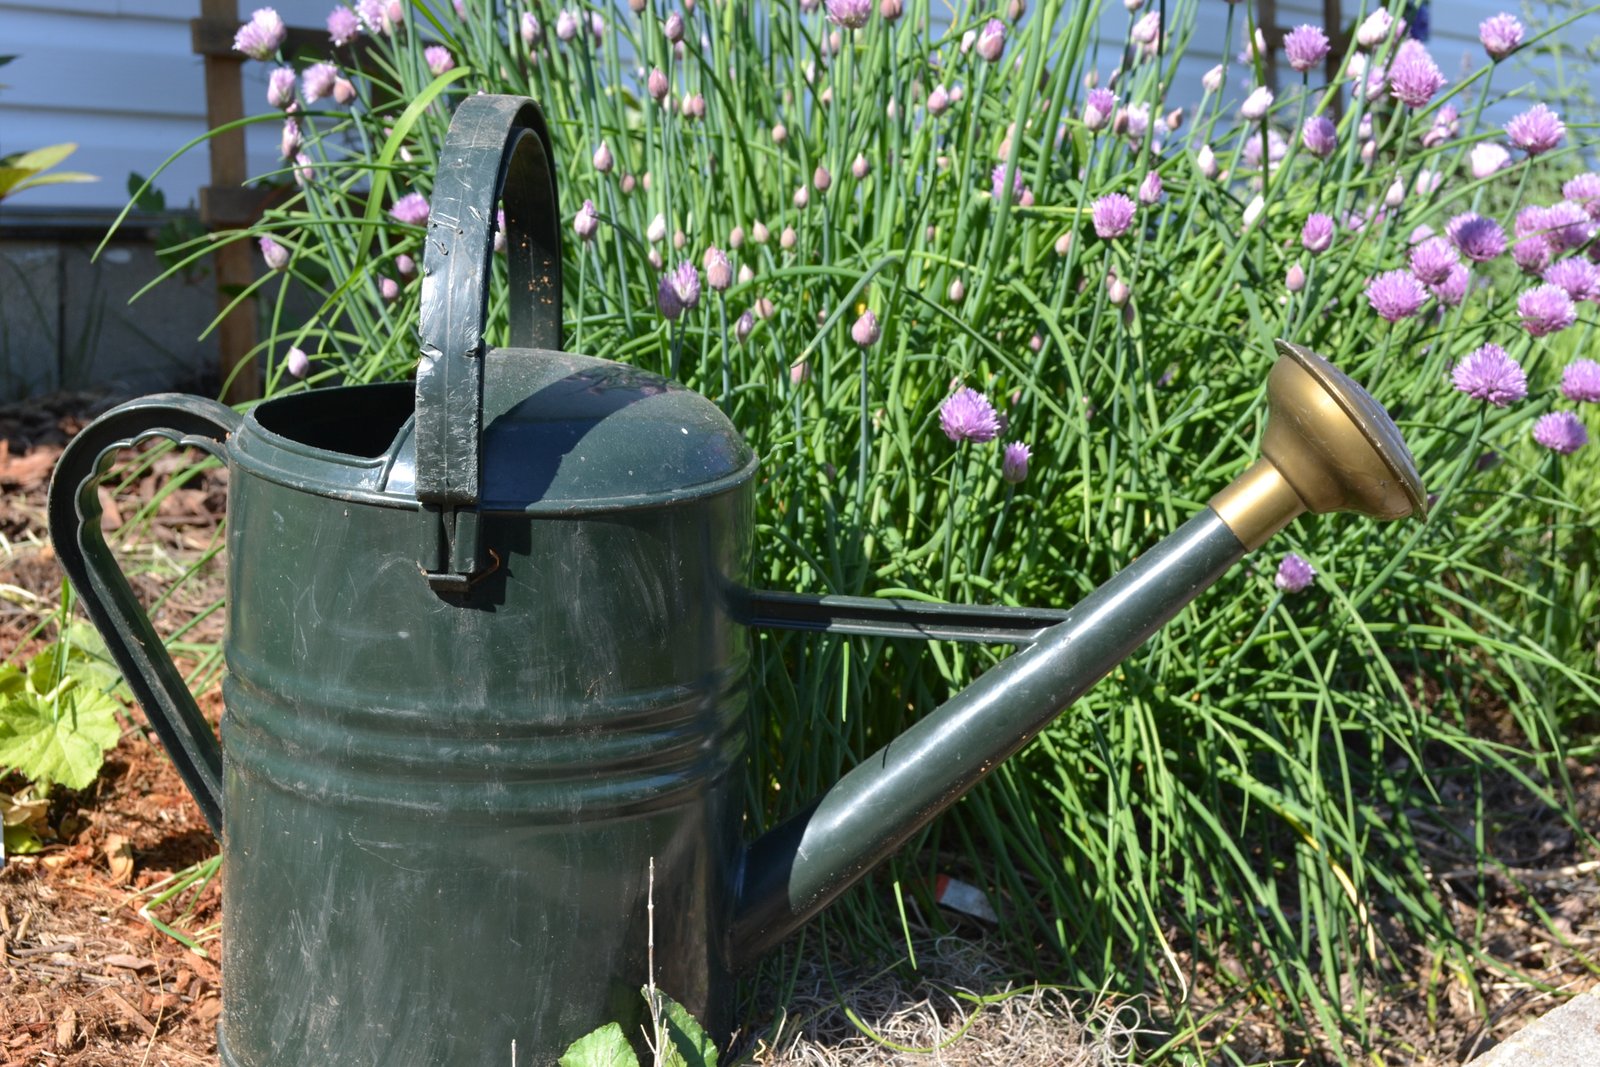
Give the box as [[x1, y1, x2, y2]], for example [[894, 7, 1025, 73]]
[[729, 510, 1247, 966], [49, 92, 1370, 1066]]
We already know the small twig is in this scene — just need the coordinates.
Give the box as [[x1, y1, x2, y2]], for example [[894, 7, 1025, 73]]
[[1437, 859, 1600, 883], [11, 940, 81, 958], [102, 987, 157, 1037]]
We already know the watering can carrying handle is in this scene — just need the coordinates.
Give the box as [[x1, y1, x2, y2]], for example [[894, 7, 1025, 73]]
[[46, 395, 240, 837], [415, 94, 562, 508]]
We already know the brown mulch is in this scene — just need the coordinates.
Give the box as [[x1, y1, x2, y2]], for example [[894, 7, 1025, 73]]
[[2, 392, 1598, 1066]]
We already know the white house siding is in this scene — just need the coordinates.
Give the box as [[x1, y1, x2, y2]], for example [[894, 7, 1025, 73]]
[[0, 0, 329, 214]]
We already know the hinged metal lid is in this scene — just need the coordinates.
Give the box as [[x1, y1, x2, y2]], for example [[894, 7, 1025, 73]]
[[380, 348, 756, 513]]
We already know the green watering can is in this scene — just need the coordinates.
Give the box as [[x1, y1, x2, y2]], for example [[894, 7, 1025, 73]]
[[48, 96, 1427, 1065]]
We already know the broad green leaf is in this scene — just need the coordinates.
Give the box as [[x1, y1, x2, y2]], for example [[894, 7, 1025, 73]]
[[2, 142, 77, 171], [0, 686, 122, 791], [0, 166, 29, 197], [3, 823, 44, 855], [642, 990, 718, 1067], [0, 664, 22, 697], [558, 1022, 640, 1067], [8, 171, 98, 194]]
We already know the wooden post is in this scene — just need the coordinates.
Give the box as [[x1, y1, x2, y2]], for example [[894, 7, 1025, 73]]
[[197, 0, 259, 403]]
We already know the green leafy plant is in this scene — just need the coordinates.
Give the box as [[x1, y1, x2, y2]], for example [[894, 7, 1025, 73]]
[[0, 143, 95, 203], [0, 642, 122, 794], [560, 988, 718, 1067]]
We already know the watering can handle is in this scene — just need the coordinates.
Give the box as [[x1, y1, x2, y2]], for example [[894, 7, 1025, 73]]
[[415, 94, 562, 507], [46, 395, 240, 837]]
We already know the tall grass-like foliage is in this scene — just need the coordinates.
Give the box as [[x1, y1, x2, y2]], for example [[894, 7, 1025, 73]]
[[131, 0, 1600, 1057]]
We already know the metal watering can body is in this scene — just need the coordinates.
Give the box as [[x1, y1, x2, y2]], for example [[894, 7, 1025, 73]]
[[48, 97, 1427, 1065]]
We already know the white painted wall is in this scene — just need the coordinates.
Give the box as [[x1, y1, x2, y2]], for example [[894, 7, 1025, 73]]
[[0, 1, 1593, 216]]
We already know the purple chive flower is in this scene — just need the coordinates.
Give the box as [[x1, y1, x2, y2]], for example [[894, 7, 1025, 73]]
[[279, 116, 301, 160], [1275, 553, 1316, 593], [356, 0, 385, 33], [939, 387, 1001, 443], [328, 5, 360, 45], [1532, 411, 1588, 454], [991, 163, 1024, 201], [1388, 40, 1445, 108], [1301, 115, 1337, 158], [302, 62, 339, 103], [976, 19, 1006, 63], [1092, 193, 1137, 239], [1284, 24, 1330, 73], [1513, 235, 1552, 275], [1409, 237, 1459, 286], [1507, 104, 1565, 156], [389, 192, 430, 226], [1544, 258, 1600, 302], [735, 310, 756, 344], [825, 0, 872, 30], [1302, 213, 1335, 254], [1446, 213, 1506, 263], [1430, 263, 1471, 307], [424, 45, 455, 76], [657, 261, 700, 320], [1083, 87, 1116, 131], [1560, 359, 1600, 402], [1452, 344, 1527, 406], [1471, 142, 1511, 179], [1564, 173, 1600, 218], [851, 310, 880, 347], [573, 199, 599, 241], [286, 346, 311, 378], [1519, 284, 1578, 336], [1356, 8, 1394, 48], [1479, 13, 1525, 60], [266, 66, 296, 109], [1243, 129, 1288, 172], [1539, 201, 1594, 252], [1138, 170, 1163, 205], [1001, 441, 1031, 483], [1366, 270, 1429, 322], [258, 235, 289, 270], [234, 7, 287, 59]]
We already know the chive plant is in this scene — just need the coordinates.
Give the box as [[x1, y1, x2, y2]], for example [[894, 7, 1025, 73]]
[[126, 0, 1600, 1057]]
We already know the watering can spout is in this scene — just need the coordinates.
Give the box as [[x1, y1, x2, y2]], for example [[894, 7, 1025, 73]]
[[728, 339, 1426, 967]]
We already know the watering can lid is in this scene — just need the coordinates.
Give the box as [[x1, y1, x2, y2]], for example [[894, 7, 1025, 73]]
[[379, 347, 757, 512]]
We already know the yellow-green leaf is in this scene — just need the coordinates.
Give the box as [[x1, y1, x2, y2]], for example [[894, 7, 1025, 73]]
[[558, 1022, 640, 1067], [0, 685, 122, 791]]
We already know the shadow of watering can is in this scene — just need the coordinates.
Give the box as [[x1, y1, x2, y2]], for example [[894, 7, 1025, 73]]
[[48, 97, 1427, 1065]]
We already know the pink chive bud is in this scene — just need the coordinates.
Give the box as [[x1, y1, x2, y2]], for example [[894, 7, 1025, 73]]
[[664, 12, 684, 42], [673, 230, 686, 250], [1197, 144, 1218, 179], [976, 19, 1006, 62], [1106, 275, 1131, 306], [333, 77, 356, 105], [813, 165, 832, 192], [737, 265, 755, 285], [267, 66, 296, 109], [927, 85, 950, 115], [555, 9, 579, 41], [1202, 64, 1224, 93], [772, 123, 788, 144], [1471, 143, 1510, 179], [573, 199, 599, 241], [729, 226, 745, 249], [621, 174, 636, 195], [948, 277, 965, 303], [1241, 86, 1273, 121], [646, 213, 667, 243], [1054, 232, 1072, 256], [752, 221, 769, 244], [780, 226, 797, 249], [1138, 170, 1163, 205], [1385, 178, 1405, 208], [234, 7, 287, 60], [705, 247, 732, 290], [684, 94, 706, 120], [1083, 87, 1115, 131], [1301, 115, 1337, 158], [592, 142, 614, 173], [755, 296, 775, 319], [259, 236, 289, 270], [851, 310, 880, 347], [380, 277, 400, 301], [280, 117, 301, 160], [879, 0, 903, 20], [852, 153, 870, 180], [790, 358, 810, 383], [1356, 9, 1393, 48], [1130, 12, 1159, 47], [286, 346, 310, 378], [647, 67, 668, 101], [1286, 264, 1306, 292], [521, 12, 542, 47], [396, 253, 416, 277], [736, 310, 756, 344], [793, 185, 810, 208]]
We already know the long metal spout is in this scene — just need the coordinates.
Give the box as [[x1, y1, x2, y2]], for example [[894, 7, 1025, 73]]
[[729, 341, 1426, 968]]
